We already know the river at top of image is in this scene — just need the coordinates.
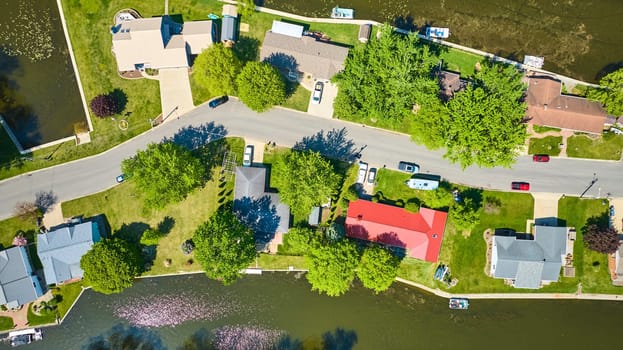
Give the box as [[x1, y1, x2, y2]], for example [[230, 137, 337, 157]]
[[264, 0, 623, 83], [11, 273, 623, 350]]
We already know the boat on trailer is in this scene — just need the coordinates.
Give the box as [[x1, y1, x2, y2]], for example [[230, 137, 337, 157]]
[[9, 328, 43, 347], [425, 27, 450, 39], [449, 298, 469, 310], [331, 6, 354, 19]]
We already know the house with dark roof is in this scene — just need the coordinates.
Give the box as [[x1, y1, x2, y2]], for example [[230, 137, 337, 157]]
[[526, 75, 607, 134], [345, 200, 448, 262], [490, 226, 568, 289], [233, 167, 290, 245], [260, 21, 350, 80], [0, 246, 44, 309], [437, 70, 467, 101], [37, 221, 101, 285]]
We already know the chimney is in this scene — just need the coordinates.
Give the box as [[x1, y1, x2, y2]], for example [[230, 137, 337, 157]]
[[357, 214, 363, 221], [543, 104, 548, 110]]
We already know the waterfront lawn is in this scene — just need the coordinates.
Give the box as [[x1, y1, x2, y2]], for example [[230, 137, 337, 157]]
[[528, 136, 562, 155], [438, 48, 482, 77], [0, 316, 13, 331], [255, 254, 307, 270], [53, 282, 85, 320], [27, 304, 56, 326], [566, 133, 623, 160], [557, 197, 620, 294], [62, 137, 244, 276]]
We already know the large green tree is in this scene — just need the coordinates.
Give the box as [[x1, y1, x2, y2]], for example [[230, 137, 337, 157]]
[[333, 24, 439, 127], [122, 142, 205, 209], [236, 61, 286, 112], [444, 62, 527, 168], [193, 208, 256, 285], [272, 151, 341, 217], [357, 245, 401, 294], [588, 68, 623, 116], [306, 239, 360, 297], [192, 44, 242, 96], [80, 238, 142, 294]]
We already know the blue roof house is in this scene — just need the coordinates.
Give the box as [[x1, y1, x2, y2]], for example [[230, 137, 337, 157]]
[[0, 246, 44, 308], [37, 221, 101, 285]]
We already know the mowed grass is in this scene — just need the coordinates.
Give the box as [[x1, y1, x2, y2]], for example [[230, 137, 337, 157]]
[[557, 196, 619, 294], [62, 138, 244, 276], [282, 84, 311, 112], [528, 136, 562, 155], [0, 316, 13, 331], [438, 47, 482, 77], [567, 133, 623, 160]]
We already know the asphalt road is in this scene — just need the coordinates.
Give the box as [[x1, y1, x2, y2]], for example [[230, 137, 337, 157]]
[[0, 99, 619, 220]]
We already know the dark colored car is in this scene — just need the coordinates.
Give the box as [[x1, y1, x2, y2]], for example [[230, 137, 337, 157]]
[[367, 168, 377, 184], [398, 161, 420, 174], [511, 182, 530, 191], [610, 205, 615, 217], [208, 95, 229, 108], [533, 154, 550, 162]]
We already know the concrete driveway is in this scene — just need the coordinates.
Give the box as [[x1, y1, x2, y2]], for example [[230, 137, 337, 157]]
[[307, 80, 337, 119], [158, 68, 194, 122], [532, 192, 562, 226], [610, 198, 623, 232]]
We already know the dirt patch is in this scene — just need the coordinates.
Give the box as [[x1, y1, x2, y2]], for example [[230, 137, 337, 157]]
[[483, 229, 493, 276]]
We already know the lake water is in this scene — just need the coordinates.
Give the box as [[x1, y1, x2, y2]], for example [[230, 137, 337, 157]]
[[12, 273, 623, 350], [263, 0, 623, 82], [0, 0, 85, 149]]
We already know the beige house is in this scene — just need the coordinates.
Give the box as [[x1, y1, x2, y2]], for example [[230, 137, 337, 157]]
[[111, 16, 215, 72]]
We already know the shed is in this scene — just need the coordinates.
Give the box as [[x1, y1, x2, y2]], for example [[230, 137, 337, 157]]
[[221, 15, 237, 43], [308, 206, 321, 226], [358, 24, 371, 43]]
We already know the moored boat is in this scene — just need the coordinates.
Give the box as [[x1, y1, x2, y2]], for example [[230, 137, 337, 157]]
[[425, 27, 450, 39], [9, 328, 43, 347], [449, 298, 469, 310], [331, 6, 354, 19]]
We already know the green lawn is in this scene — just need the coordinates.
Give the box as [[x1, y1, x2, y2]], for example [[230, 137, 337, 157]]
[[528, 136, 562, 155], [27, 304, 56, 326], [0, 216, 38, 249], [566, 132, 623, 160], [54, 282, 85, 320], [0, 316, 14, 331], [62, 138, 244, 276], [557, 196, 620, 294], [532, 125, 561, 134], [255, 254, 307, 270], [282, 84, 311, 112], [438, 47, 482, 77]]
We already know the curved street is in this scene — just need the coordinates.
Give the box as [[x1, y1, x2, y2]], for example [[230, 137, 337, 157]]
[[0, 99, 620, 220]]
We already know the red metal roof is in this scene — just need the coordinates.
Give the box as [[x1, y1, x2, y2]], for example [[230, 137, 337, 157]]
[[345, 200, 447, 262]]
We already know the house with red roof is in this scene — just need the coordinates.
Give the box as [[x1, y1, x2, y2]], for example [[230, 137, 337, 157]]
[[345, 200, 448, 262]]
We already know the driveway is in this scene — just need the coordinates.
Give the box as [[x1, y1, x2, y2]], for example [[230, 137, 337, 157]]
[[158, 68, 194, 122], [610, 198, 623, 232], [307, 80, 337, 119], [532, 192, 562, 226]]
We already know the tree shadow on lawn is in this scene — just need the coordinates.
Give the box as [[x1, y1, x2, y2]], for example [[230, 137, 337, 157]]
[[293, 128, 360, 163], [157, 216, 175, 234], [233, 36, 260, 63], [114, 222, 150, 244]]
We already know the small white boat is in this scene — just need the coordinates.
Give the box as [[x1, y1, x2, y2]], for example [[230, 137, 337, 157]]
[[9, 328, 43, 347], [331, 6, 354, 19], [425, 27, 450, 39], [449, 298, 469, 310]]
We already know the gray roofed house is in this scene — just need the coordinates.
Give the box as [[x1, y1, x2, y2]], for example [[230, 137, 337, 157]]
[[0, 246, 44, 309], [614, 241, 623, 286], [37, 221, 101, 285], [260, 30, 350, 80], [234, 167, 290, 244], [111, 16, 214, 71], [490, 226, 568, 289]]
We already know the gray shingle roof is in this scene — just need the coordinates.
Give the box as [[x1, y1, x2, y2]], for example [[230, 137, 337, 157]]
[[0, 246, 43, 308], [233, 166, 290, 237], [491, 226, 567, 289], [260, 32, 349, 80], [37, 221, 101, 285]]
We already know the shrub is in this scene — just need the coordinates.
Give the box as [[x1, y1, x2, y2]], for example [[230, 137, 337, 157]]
[[324, 222, 345, 242], [583, 225, 619, 254], [89, 94, 118, 118], [343, 184, 360, 202], [404, 201, 419, 213], [181, 239, 195, 255], [12, 233, 27, 247]]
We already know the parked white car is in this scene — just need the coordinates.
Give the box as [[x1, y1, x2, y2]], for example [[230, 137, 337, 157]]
[[357, 162, 368, 184], [312, 82, 324, 104], [243, 145, 253, 167]]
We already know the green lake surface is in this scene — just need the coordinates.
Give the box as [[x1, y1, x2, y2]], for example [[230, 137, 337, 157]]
[[14, 273, 623, 349], [0, 0, 85, 149], [263, 0, 623, 82]]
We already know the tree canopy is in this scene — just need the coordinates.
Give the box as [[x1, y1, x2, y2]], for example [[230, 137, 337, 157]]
[[122, 142, 205, 209], [357, 245, 401, 294], [583, 224, 620, 254], [80, 238, 142, 294], [192, 208, 256, 285], [306, 239, 360, 297], [449, 197, 481, 231], [588, 68, 623, 116], [444, 62, 527, 168], [272, 151, 341, 218], [192, 44, 242, 96], [333, 24, 439, 127], [236, 61, 286, 112], [90, 94, 118, 118]]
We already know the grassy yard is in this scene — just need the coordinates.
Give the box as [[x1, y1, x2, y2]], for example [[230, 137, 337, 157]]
[[0, 216, 37, 249], [282, 84, 311, 112], [0, 316, 13, 331], [255, 254, 307, 270], [53, 282, 85, 320], [26, 304, 56, 326], [528, 136, 562, 155], [62, 138, 244, 276], [557, 196, 620, 294], [532, 125, 561, 134], [566, 132, 623, 160], [438, 47, 482, 77]]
